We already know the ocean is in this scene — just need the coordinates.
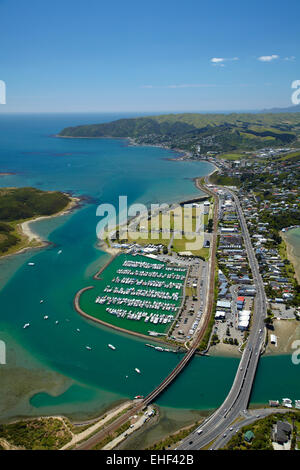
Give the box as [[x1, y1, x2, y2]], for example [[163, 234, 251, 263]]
[[0, 113, 299, 425]]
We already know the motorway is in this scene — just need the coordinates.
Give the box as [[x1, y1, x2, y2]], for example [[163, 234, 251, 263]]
[[177, 187, 268, 450], [75, 180, 269, 451], [74, 180, 219, 450], [210, 408, 289, 450]]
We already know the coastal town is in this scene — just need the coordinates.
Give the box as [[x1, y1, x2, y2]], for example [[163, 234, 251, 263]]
[[1, 121, 299, 452], [60, 138, 299, 451], [2, 0, 300, 456]]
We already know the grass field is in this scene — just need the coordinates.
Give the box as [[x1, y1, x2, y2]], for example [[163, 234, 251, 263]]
[[217, 153, 245, 160], [113, 205, 205, 254]]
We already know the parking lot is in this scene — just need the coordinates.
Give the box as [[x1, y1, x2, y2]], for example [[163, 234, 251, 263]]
[[171, 259, 208, 342]]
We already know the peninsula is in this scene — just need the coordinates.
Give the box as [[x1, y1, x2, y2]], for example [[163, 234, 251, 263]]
[[58, 112, 300, 153], [0, 187, 76, 258]]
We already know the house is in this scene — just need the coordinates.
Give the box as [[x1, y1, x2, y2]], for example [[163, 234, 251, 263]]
[[273, 421, 292, 445], [244, 430, 255, 443]]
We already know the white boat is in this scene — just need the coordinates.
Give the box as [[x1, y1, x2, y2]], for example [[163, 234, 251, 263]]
[[76, 328, 80, 332], [55, 321, 59, 325], [86, 346, 92, 350], [43, 315, 49, 320], [23, 323, 30, 329], [135, 368, 141, 374], [40, 300, 44, 303], [28, 262, 35, 266], [108, 344, 116, 350], [58, 250, 62, 254]]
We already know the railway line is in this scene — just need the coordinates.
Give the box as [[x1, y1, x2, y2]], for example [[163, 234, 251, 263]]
[[74, 178, 219, 449]]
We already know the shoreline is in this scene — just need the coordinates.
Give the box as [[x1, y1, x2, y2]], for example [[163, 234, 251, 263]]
[[0, 195, 82, 261], [20, 195, 81, 244], [281, 229, 300, 284], [56, 133, 194, 162]]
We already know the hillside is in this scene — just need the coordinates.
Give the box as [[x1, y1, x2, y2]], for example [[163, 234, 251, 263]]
[[0, 187, 71, 256], [261, 104, 300, 113], [58, 112, 300, 152]]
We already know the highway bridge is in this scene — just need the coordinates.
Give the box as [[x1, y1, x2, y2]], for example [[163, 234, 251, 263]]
[[177, 187, 268, 450], [74, 179, 219, 450], [75, 179, 268, 451]]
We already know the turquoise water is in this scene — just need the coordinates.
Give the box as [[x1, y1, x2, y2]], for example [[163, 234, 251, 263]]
[[80, 253, 186, 335], [0, 113, 299, 422]]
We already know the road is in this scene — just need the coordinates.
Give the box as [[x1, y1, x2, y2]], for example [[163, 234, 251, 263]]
[[75, 179, 219, 450], [210, 408, 289, 449], [177, 186, 268, 450]]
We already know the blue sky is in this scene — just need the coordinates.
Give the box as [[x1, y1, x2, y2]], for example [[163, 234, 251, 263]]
[[1, 0, 299, 112]]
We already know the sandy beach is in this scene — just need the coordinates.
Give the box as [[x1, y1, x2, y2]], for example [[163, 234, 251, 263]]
[[19, 196, 80, 246], [0, 195, 83, 261]]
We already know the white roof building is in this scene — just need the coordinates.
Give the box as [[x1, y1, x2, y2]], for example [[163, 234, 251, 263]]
[[217, 300, 231, 309]]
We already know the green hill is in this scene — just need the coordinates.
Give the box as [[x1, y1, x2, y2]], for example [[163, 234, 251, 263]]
[[0, 187, 70, 255], [58, 112, 300, 152]]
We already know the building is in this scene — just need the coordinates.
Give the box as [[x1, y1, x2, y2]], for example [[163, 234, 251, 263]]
[[215, 311, 226, 321], [204, 201, 210, 214], [217, 300, 231, 310], [244, 430, 255, 443], [270, 334, 277, 345], [238, 319, 249, 331], [273, 421, 291, 445]]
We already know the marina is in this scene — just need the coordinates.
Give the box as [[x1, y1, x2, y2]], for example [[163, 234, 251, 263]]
[[79, 253, 187, 336]]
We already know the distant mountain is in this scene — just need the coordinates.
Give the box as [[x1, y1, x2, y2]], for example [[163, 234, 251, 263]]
[[261, 104, 300, 113], [58, 112, 300, 153]]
